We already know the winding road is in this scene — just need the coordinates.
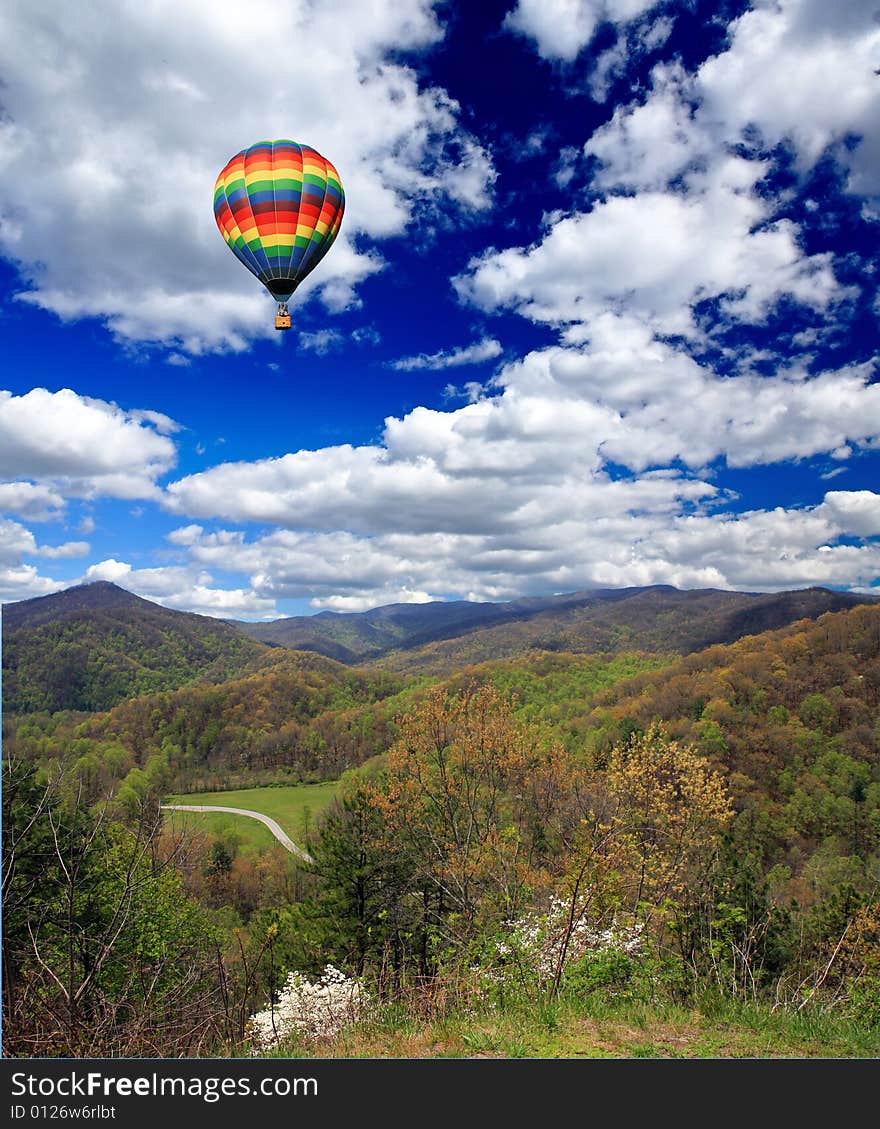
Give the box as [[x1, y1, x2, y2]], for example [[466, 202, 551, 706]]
[[161, 804, 314, 864]]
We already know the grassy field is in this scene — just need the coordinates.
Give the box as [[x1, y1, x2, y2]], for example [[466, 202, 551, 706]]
[[261, 993, 880, 1059], [164, 781, 340, 852]]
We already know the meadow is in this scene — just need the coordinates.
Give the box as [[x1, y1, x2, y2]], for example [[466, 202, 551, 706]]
[[164, 781, 341, 851]]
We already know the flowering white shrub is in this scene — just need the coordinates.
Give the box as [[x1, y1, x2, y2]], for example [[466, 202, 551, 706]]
[[495, 896, 643, 985], [247, 964, 371, 1051]]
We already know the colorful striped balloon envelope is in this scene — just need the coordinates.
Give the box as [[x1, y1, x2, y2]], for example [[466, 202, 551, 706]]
[[213, 140, 345, 304]]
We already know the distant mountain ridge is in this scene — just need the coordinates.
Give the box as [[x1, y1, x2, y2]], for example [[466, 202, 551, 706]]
[[2, 581, 266, 713], [230, 587, 646, 661], [232, 584, 879, 671], [4, 580, 878, 713]]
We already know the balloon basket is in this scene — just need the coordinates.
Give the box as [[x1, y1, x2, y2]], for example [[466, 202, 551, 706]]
[[275, 314, 291, 330]]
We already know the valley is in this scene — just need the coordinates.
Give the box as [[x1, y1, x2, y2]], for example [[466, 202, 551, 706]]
[[3, 579, 879, 1060]]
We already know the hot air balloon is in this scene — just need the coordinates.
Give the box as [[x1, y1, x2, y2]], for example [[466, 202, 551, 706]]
[[213, 140, 345, 330]]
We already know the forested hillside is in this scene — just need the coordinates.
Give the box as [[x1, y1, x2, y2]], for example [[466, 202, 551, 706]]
[[233, 585, 877, 668], [579, 603, 880, 781], [2, 581, 266, 713], [231, 587, 647, 660], [4, 592, 879, 1059], [370, 586, 877, 676], [10, 647, 412, 797]]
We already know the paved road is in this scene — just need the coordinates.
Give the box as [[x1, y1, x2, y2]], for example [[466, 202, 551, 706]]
[[161, 804, 314, 864]]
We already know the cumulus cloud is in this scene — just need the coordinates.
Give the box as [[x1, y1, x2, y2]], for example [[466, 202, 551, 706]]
[[504, 0, 661, 62], [495, 335, 880, 471], [697, 0, 880, 198], [0, 517, 39, 564], [440, 0, 876, 619], [83, 558, 277, 619], [0, 566, 65, 604], [159, 296, 880, 607], [818, 491, 880, 538], [34, 541, 91, 560], [0, 517, 68, 602], [2, 3, 877, 614], [457, 155, 840, 338], [391, 338, 503, 371], [506, 0, 879, 198], [160, 480, 880, 610], [0, 482, 66, 522], [584, 3, 880, 200], [0, 0, 494, 353], [164, 328, 879, 534], [0, 388, 178, 500], [0, 387, 184, 602], [166, 524, 205, 547], [464, 2, 877, 354]]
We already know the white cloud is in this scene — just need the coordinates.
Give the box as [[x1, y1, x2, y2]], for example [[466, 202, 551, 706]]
[[504, 0, 660, 62], [83, 558, 277, 619], [0, 566, 66, 604], [506, 0, 879, 199], [0, 517, 68, 602], [391, 338, 503, 371], [582, 3, 880, 201], [159, 476, 880, 608], [496, 337, 880, 471], [298, 330, 345, 355], [34, 541, 91, 560], [0, 482, 66, 521], [818, 491, 880, 538], [128, 408, 182, 435], [464, 2, 877, 356], [2, 3, 877, 615], [352, 325, 382, 347], [434, 3, 879, 612], [84, 559, 133, 585], [443, 381, 487, 404], [589, 34, 629, 102], [584, 62, 710, 192], [698, 0, 880, 197], [295, 325, 383, 354], [553, 146, 581, 189], [578, 2, 880, 204], [166, 524, 205, 547], [158, 297, 880, 607], [0, 0, 494, 353], [0, 388, 178, 500], [0, 517, 39, 564], [164, 330, 880, 529], [313, 588, 434, 612], [458, 155, 840, 339]]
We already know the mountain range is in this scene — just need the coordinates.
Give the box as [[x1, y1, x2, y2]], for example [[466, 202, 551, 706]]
[[231, 583, 877, 671], [2, 579, 878, 713]]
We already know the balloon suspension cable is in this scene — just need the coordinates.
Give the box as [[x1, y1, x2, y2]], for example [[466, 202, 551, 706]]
[[275, 301, 291, 331]]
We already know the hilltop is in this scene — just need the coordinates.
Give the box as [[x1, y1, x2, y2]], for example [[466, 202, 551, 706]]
[[1, 580, 266, 713]]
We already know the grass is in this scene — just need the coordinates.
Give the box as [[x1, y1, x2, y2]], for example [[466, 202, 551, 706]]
[[164, 781, 341, 852], [260, 991, 880, 1060], [161, 808, 278, 853]]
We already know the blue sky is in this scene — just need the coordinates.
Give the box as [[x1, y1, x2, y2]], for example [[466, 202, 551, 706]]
[[0, 0, 878, 619]]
